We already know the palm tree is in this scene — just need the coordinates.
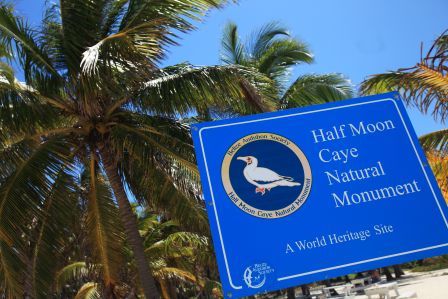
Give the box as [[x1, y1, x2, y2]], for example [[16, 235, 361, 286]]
[[220, 21, 354, 110], [139, 212, 219, 298], [54, 211, 218, 298], [0, 1, 271, 298], [361, 30, 448, 200]]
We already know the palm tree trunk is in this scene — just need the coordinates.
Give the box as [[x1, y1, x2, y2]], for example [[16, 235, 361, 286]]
[[286, 287, 295, 299], [100, 148, 160, 299], [159, 280, 170, 299]]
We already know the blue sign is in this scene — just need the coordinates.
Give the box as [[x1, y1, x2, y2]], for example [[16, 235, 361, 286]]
[[191, 92, 448, 298]]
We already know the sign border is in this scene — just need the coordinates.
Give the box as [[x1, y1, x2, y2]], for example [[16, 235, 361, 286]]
[[193, 92, 448, 291]]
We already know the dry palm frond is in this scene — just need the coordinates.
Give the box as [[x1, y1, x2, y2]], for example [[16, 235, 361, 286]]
[[425, 150, 448, 203], [362, 30, 448, 122]]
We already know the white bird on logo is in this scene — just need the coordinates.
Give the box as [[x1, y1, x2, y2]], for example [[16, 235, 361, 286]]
[[237, 156, 301, 195]]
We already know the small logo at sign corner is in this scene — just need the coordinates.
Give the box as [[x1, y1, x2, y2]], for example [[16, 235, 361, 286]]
[[243, 263, 274, 289], [222, 133, 312, 219]]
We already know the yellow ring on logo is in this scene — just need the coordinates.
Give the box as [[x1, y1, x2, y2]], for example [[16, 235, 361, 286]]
[[221, 133, 312, 219]]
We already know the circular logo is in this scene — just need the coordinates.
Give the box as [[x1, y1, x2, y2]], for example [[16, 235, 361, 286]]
[[243, 267, 265, 288], [243, 263, 274, 288], [221, 133, 312, 219]]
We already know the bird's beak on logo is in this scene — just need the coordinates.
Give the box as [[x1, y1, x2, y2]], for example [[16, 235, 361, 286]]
[[237, 156, 251, 165]]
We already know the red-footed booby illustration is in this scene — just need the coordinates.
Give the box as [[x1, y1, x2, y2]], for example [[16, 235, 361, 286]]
[[237, 156, 301, 195]]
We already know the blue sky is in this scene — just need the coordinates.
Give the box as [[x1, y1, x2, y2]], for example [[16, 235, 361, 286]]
[[14, 0, 447, 136]]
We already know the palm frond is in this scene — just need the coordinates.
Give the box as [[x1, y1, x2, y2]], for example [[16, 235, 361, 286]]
[[86, 155, 125, 287], [120, 0, 225, 32], [110, 111, 195, 153], [55, 262, 89, 293], [120, 148, 208, 233], [110, 120, 209, 232], [258, 39, 313, 90], [361, 30, 448, 122], [80, 19, 162, 75], [81, 0, 229, 74], [0, 60, 14, 83], [413, 64, 448, 93], [362, 68, 448, 122], [153, 267, 197, 282], [111, 123, 198, 175], [0, 137, 75, 296], [133, 64, 271, 116], [0, 82, 73, 145], [282, 73, 354, 108], [420, 129, 448, 153], [0, 137, 74, 249], [32, 169, 79, 298], [0, 3, 58, 77], [74, 282, 101, 299], [0, 240, 24, 297], [249, 21, 290, 59], [100, 0, 128, 37], [139, 173, 208, 233], [220, 21, 314, 95], [360, 71, 406, 95], [146, 231, 208, 259], [58, 0, 112, 73], [220, 22, 246, 65]]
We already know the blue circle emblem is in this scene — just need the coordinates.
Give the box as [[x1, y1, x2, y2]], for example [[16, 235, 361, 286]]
[[221, 133, 312, 219]]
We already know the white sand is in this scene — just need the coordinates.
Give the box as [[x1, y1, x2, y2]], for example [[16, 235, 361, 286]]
[[355, 269, 448, 299]]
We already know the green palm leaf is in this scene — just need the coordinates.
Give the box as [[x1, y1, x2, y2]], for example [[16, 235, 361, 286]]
[[0, 4, 58, 76], [133, 64, 272, 115], [55, 262, 89, 292], [0, 138, 74, 248], [124, 157, 208, 233], [282, 73, 354, 108], [0, 137, 75, 296], [111, 123, 198, 176], [0, 240, 23, 297], [74, 282, 101, 299], [258, 39, 313, 91], [146, 232, 208, 273], [360, 71, 407, 95], [0, 83, 71, 145], [58, 0, 112, 73], [250, 21, 290, 59], [31, 170, 79, 298], [221, 21, 314, 94], [420, 129, 448, 152], [80, 0, 229, 74], [109, 119, 207, 232], [221, 22, 246, 65], [86, 156, 125, 288]]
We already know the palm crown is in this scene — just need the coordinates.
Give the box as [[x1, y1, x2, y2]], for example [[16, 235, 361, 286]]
[[361, 30, 448, 123], [220, 21, 354, 108], [0, 1, 271, 298]]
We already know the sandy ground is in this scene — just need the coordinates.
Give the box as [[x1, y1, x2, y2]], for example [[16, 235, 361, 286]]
[[355, 269, 448, 299]]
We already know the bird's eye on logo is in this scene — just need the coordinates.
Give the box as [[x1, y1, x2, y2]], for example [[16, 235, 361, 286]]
[[221, 133, 312, 219]]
